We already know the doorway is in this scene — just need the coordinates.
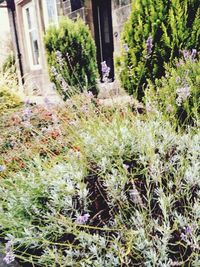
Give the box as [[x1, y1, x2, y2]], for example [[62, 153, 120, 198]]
[[92, 0, 114, 81]]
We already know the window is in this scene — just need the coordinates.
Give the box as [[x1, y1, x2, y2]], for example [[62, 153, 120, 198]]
[[23, 2, 40, 69], [43, 0, 58, 28], [70, 0, 82, 12]]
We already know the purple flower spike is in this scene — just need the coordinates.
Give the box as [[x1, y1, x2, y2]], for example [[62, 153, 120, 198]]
[[101, 61, 110, 76], [75, 213, 90, 224], [101, 61, 111, 82], [146, 36, 153, 57], [191, 49, 197, 60], [3, 241, 15, 264], [185, 225, 192, 235]]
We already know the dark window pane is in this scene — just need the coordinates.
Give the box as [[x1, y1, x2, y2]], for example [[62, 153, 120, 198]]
[[70, 0, 82, 11]]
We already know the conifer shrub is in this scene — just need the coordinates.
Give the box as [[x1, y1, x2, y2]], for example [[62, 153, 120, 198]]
[[44, 18, 98, 99], [118, 0, 200, 100], [145, 54, 200, 127]]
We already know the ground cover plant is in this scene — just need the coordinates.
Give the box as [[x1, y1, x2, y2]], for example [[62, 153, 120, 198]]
[[117, 0, 200, 100], [0, 80, 199, 266]]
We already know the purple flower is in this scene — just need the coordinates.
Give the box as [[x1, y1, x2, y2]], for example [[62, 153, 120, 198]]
[[76, 151, 81, 160], [0, 165, 6, 172], [183, 50, 190, 60], [101, 61, 110, 82], [86, 91, 94, 99], [191, 49, 197, 60], [176, 86, 190, 105], [146, 36, 153, 57], [3, 241, 15, 264], [24, 99, 31, 105], [123, 43, 129, 53], [22, 107, 32, 121], [166, 104, 172, 113], [182, 49, 198, 61], [55, 50, 64, 67], [101, 61, 110, 75], [185, 225, 192, 235], [181, 225, 193, 242], [81, 105, 88, 113], [3, 251, 15, 264], [176, 76, 181, 84], [75, 213, 90, 224]]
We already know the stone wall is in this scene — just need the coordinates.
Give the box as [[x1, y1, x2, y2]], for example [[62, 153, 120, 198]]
[[56, 0, 94, 36], [112, 0, 132, 55]]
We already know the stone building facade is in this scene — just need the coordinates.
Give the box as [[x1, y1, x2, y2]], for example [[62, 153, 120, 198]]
[[13, 0, 132, 94]]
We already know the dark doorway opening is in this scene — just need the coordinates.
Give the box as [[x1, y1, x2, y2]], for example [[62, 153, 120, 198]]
[[92, 0, 114, 81]]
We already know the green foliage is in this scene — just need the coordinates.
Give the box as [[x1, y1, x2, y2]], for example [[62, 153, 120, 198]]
[[44, 18, 98, 100], [0, 71, 22, 115], [145, 57, 200, 127], [0, 87, 21, 115], [2, 53, 16, 74], [118, 0, 200, 100], [0, 97, 199, 266]]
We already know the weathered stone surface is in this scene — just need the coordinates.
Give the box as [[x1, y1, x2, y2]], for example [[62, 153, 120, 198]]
[[112, 4, 132, 55], [121, 0, 132, 6], [113, 5, 132, 27], [113, 0, 132, 9]]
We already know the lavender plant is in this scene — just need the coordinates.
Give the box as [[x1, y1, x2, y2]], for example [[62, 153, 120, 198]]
[[0, 99, 199, 266], [145, 55, 200, 127]]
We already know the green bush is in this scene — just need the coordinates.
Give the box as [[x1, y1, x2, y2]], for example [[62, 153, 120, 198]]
[[44, 18, 98, 100], [0, 70, 22, 115], [145, 57, 200, 127], [118, 0, 200, 100], [0, 86, 22, 115], [2, 53, 16, 74]]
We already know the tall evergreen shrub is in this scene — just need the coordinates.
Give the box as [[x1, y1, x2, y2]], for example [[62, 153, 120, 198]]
[[44, 18, 98, 99], [118, 0, 200, 100]]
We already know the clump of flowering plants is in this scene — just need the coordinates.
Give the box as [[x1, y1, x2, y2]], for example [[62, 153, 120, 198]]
[[145, 56, 200, 127], [0, 89, 199, 266]]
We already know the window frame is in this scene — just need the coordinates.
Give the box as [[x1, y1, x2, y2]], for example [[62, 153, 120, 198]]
[[42, 0, 58, 29], [22, 1, 41, 70], [70, 0, 83, 12]]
